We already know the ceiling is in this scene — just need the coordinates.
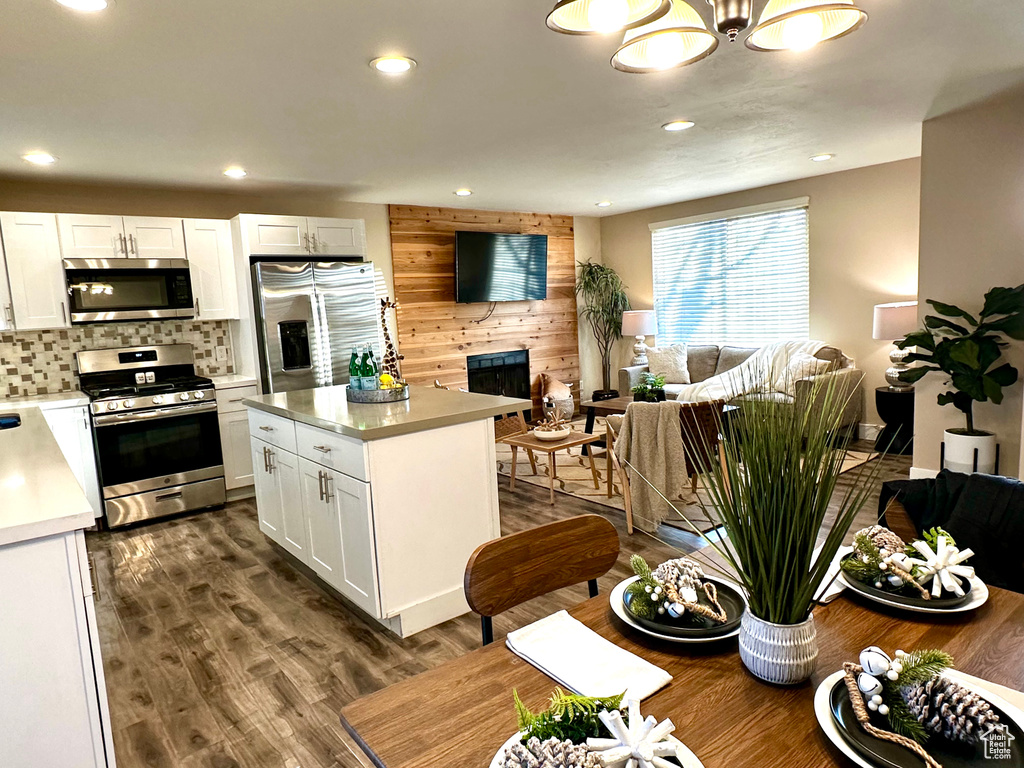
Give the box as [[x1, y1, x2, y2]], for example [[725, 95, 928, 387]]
[[3, 1, 1024, 216]]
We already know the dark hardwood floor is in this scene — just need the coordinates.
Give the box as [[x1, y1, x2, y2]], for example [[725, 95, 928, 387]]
[[87, 447, 910, 768]]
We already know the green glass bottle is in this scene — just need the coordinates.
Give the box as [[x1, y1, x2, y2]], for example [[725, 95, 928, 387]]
[[348, 347, 361, 390], [360, 345, 378, 390]]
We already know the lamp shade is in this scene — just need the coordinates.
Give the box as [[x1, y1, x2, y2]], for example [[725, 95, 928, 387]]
[[621, 310, 658, 337], [547, 0, 671, 35], [872, 301, 918, 341], [611, 0, 718, 73], [745, 0, 867, 52]]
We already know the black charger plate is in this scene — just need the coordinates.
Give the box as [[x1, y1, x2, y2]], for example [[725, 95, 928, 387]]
[[840, 555, 972, 609], [622, 577, 745, 638], [829, 676, 1023, 768]]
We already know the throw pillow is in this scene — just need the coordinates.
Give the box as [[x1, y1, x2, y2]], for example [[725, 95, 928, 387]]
[[540, 373, 573, 400], [773, 352, 831, 396], [646, 344, 690, 384]]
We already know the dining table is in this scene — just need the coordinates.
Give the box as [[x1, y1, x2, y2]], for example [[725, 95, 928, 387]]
[[339, 585, 1024, 768]]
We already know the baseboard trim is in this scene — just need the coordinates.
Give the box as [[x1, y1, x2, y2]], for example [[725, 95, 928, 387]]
[[909, 467, 939, 479], [858, 423, 881, 441]]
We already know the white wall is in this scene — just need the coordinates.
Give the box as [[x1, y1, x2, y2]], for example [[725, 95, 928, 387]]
[[573, 216, 606, 399]]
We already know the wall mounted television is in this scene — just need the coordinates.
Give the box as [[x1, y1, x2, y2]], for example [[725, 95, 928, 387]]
[[454, 231, 548, 303]]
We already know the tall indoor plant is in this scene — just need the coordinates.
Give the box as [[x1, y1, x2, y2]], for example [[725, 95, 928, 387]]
[[665, 369, 877, 684], [575, 260, 630, 399], [897, 284, 1024, 474]]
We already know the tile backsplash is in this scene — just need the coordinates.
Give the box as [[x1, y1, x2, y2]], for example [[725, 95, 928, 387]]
[[0, 320, 234, 398]]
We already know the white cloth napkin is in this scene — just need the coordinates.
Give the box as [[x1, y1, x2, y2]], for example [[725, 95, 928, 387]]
[[505, 610, 672, 701], [814, 544, 852, 604]]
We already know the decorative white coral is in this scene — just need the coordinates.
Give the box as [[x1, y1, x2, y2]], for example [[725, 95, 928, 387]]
[[889, 535, 975, 598], [585, 699, 678, 768]]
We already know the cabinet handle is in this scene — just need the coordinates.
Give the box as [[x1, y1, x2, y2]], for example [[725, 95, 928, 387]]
[[60, 301, 67, 324], [309, 233, 319, 252], [3, 304, 13, 325], [317, 469, 325, 501], [195, 299, 200, 317], [266, 448, 275, 473], [88, 555, 101, 602], [228, 397, 244, 403], [302, 233, 310, 252], [259, 425, 274, 432], [323, 472, 334, 503], [312, 445, 331, 454]]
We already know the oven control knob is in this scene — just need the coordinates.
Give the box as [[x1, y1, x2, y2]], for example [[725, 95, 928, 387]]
[[179, 393, 190, 402], [106, 402, 118, 411], [193, 391, 205, 400], [152, 395, 164, 404], [122, 399, 134, 408]]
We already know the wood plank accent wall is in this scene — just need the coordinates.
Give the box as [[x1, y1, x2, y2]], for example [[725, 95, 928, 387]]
[[389, 205, 580, 409]]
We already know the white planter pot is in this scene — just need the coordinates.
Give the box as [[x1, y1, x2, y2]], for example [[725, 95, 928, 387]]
[[943, 429, 997, 474], [739, 612, 818, 685]]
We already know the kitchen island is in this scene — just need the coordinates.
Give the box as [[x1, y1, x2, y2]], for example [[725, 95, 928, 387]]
[[244, 385, 529, 636], [0, 407, 114, 768]]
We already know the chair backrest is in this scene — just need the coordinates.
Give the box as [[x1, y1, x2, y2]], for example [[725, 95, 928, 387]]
[[494, 410, 529, 442], [464, 514, 620, 618], [679, 400, 725, 474]]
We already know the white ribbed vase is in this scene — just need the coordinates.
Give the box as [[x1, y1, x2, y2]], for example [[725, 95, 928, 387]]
[[739, 612, 818, 685]]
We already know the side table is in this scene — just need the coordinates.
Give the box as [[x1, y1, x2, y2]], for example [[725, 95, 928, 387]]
[[875, 386, 914, 455]]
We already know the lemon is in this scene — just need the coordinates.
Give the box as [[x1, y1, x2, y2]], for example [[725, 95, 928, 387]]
[[379, 373, 395, 388]]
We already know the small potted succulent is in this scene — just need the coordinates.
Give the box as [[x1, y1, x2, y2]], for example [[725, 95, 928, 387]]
[[631, 372, 667, 403]]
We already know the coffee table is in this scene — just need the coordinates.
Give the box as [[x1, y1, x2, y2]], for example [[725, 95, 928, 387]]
[[501, 430, 603, 504]]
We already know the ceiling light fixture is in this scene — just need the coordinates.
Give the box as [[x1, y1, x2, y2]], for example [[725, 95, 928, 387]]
[[596, 201, 613, 208], [22, 152, 57, 166], [454, 189, 473, 197], [662, 119, 695, 132], [223, 167, 248, 178], [370, 56, 417, 74], [809, 153, 834, 162], [612, 0, 717, 72], [54, 0, 108, 11], [546, 0, 670, 35], [746, 0, 867, 52]]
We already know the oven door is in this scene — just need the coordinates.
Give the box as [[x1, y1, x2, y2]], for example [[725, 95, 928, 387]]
[[64, 259, 194, 323], [92, 402, 223, 498]]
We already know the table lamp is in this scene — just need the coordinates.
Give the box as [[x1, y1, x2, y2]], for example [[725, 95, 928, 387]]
[[621, 310, 657, 366], [872, 301, 918, 390]]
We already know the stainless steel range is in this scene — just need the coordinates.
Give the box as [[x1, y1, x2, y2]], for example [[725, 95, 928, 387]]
[[77, 344, 226, 528]]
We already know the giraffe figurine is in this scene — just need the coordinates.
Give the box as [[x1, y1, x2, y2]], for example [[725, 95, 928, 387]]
[[379, 297, 404, 382]]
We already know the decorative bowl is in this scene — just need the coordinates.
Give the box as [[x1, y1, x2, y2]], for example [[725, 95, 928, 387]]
[[532, 426, 572, 441]]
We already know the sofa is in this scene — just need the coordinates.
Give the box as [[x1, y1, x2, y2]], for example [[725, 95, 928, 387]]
[[618, 344, 863, 433]]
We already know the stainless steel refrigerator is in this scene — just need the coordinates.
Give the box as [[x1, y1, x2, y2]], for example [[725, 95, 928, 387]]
[[252, 261, 381, 393]]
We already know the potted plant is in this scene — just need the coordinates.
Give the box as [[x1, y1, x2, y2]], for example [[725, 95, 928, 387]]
[[576, 260, 630, 401], [669, 369, 879, 684], [896, 285, 1024, 474], [631, 371, 667, 402]]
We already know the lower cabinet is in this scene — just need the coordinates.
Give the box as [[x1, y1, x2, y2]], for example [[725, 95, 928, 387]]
[[251, 439, 307, 562], [220, 409, 255, 490], [41, 405, 102, 518]]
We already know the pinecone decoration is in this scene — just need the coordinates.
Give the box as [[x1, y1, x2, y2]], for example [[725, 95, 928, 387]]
[[856, 525, 906, 557], [652, 557, 705, 599], [502, 737, 600, 768], [902, 676, 1001, 745]]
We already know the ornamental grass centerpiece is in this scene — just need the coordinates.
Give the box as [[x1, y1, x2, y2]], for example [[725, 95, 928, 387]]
[[634, 365, 882, 684]]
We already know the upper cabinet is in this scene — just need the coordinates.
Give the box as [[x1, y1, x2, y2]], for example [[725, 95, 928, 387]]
[[0, 212, 69, 330], [241, 214, 367, 257], [57, 214, 186, 260], [185, 219, 239, 320]]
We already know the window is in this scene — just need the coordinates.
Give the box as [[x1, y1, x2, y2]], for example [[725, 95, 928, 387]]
[[650, 199, 810, 347]]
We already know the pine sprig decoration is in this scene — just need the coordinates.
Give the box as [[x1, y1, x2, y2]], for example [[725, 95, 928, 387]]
[[630, 554, 652, 580], [883, 691, 930, 743], [842, 533, 885, 583], [512, 688, 624, 745], [626, 555, 665, 618], [879, 649, 954, 744], [894, 650, 954, 688]]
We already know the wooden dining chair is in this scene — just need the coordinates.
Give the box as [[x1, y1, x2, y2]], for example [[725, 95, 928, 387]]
[[463, 514, 620, 645], [494, 410, 537, 474]]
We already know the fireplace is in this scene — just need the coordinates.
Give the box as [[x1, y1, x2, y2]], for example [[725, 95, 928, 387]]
[[467, 350, 531, 417]]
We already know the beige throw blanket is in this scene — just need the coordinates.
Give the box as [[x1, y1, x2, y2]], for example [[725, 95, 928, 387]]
[[672, 339, 827, 402], [614, 401, 687, 533]]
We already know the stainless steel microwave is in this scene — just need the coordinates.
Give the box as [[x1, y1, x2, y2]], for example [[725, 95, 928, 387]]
[[64, 259, 195, 323]]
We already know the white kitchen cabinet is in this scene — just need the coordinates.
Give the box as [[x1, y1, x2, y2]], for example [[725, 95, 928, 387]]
[[251, 437, 304, 564], [240, 214, 366, 257], [122, 216, 186, 260], [56, 214, 127, 259], [220, 410, 255, 490], [185, 219, 239, 319], [251, 438, 284, 540], [308, 217, 367, 256], [0, 530, 114, 768], [42, 405, 102, 518], [0, 211, 69, 330]]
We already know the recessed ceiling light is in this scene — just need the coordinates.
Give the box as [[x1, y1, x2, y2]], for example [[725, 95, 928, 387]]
[[370, 56, 417, 74], [22, 152, 57, 166], [54, 0, 108, 11], [596, 201, 613, 208], [810, 153, 834, 162], [223, 167, 247, 179], [454, 189, 473, 197], [662, 120, 695, 132]]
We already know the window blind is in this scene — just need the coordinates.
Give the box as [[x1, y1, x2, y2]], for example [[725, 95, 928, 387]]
[[651, 203, 809, 347]]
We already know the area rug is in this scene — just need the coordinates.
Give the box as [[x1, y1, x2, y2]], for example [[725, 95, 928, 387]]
[[494, 416, 879, 532]]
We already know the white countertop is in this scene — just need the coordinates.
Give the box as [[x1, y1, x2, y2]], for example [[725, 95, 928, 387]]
[[245, 384, 530, 440], [1, 391, 89, 409], [209, 374, 258, 389], [0, 407, 95, 547]]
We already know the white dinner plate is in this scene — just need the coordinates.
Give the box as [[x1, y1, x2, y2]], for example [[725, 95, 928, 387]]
[[609, 576, 745, 644], [489, 731, 705, 768], [814, 669, 1024, 768], [838, 572, 989, 614]]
